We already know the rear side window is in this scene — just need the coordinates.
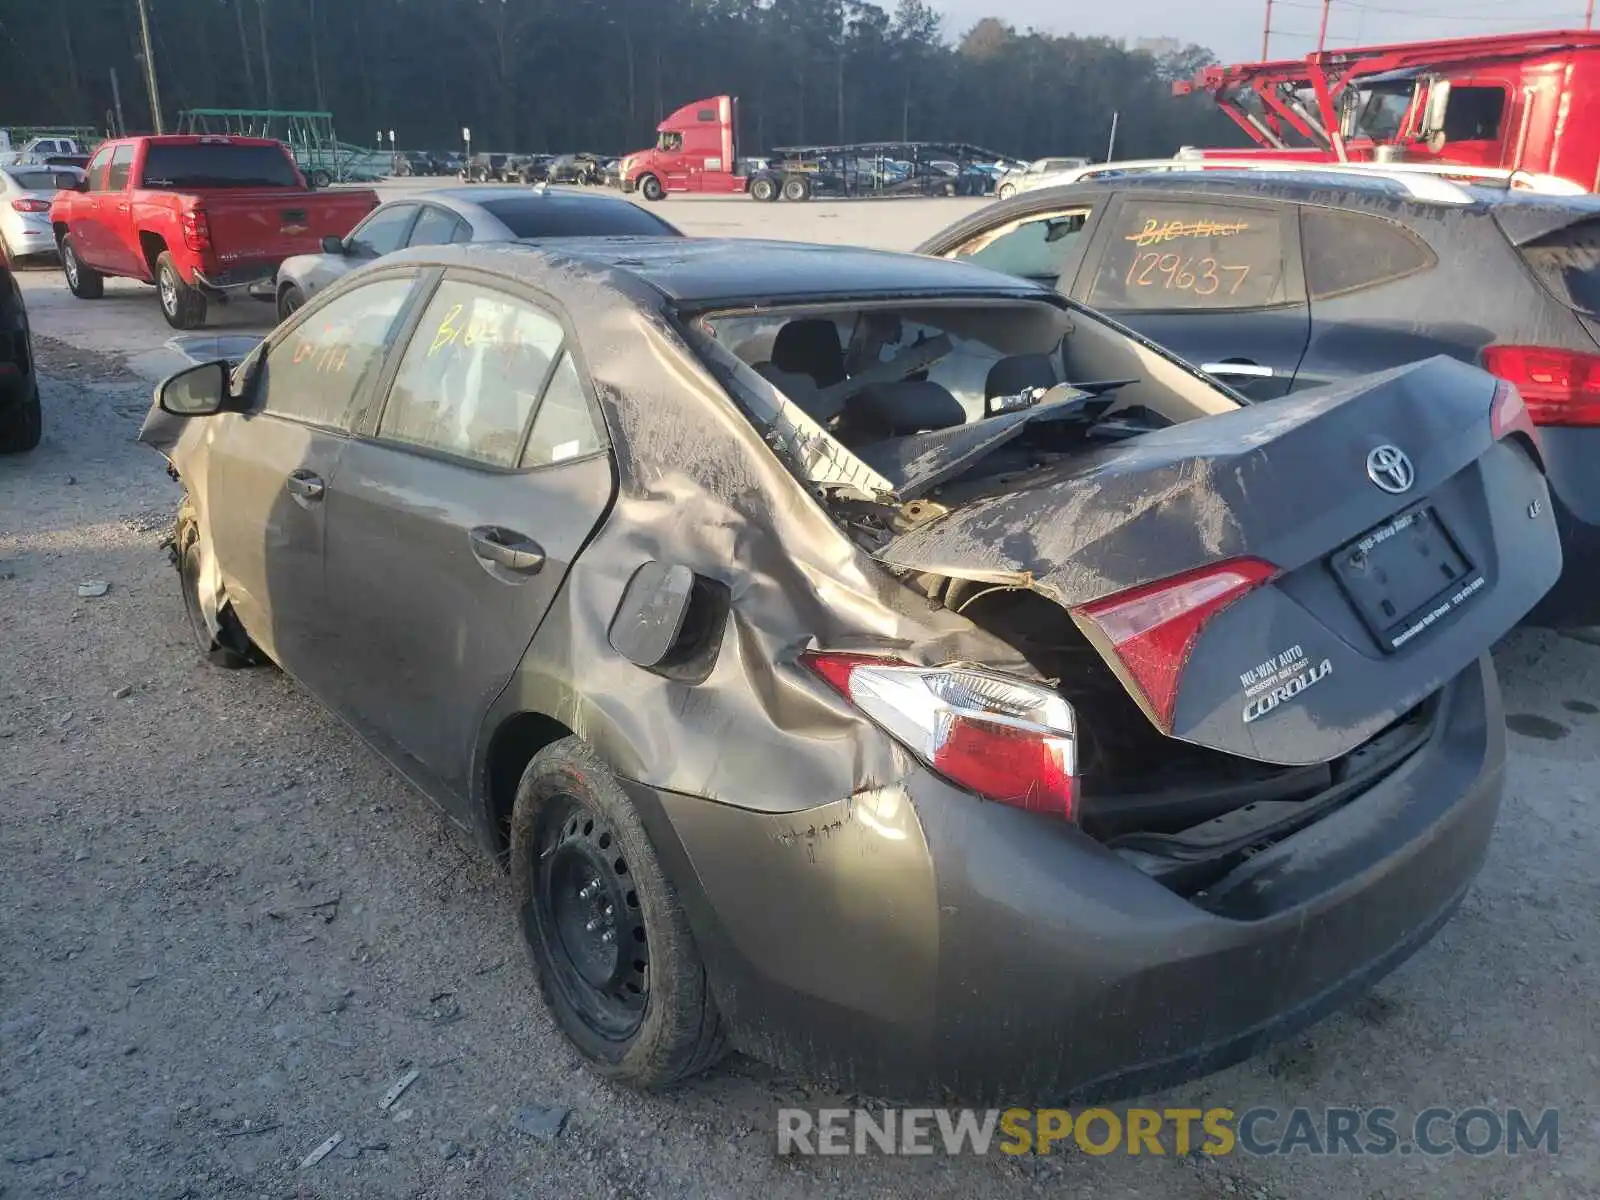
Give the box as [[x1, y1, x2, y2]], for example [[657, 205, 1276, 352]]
[[521, 353, 606, 466], [379, 280, 567, 467], [478, 196, 680, 238], [106, 145, 135, 191], [1301, 207, 1437, 300], [141, 143, 299, 189], [947, 209, 1091, 285], [408, 205, 465, 247], [262, 276, 414, 429], [1518, 218, 1600, 318], [1087, 199, 1295, 311]]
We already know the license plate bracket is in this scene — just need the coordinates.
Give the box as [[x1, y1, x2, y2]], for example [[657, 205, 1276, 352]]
[[1330, 506, 1485, 652]]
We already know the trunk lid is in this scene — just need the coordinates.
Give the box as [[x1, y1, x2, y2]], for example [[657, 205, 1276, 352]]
[[876, 356, 1560, 765], [194, 190, 378, 269]]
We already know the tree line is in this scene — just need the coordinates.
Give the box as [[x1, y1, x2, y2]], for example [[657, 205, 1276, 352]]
[[0, 0, 1245, 160]]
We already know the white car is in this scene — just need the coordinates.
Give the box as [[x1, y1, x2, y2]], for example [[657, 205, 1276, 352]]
[[0, 164, 83, 265], [994, 156, 1092, 200]]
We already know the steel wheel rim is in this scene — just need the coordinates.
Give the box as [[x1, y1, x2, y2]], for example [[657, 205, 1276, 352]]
[[532, 793, 648, 1040]]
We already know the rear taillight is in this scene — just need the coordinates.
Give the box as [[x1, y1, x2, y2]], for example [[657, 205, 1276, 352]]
[[801, 651, 1076, 819], [1074, 558, 1277, 730], [181, 208, 212, 252], [10, 198, 49, 213], [1482, 344, 1600, 427]]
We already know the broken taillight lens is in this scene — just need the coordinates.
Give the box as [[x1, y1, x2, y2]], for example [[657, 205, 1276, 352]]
[[801, 651, 1077, 819], [1074, 558, 1277, 730]]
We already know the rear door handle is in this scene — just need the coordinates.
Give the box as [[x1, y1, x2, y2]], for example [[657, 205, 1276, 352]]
[[1201, 361, 1276, 379], [285, 470, 324, 503], [469, 526, 546, 576]]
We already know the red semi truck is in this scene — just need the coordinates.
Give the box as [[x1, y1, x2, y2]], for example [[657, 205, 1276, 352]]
[[619, 95, 831, 201], [1176, 30, 1600, 191]]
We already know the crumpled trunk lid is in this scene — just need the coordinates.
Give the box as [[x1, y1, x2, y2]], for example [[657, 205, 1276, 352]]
[[876, 356, 1561, 765]]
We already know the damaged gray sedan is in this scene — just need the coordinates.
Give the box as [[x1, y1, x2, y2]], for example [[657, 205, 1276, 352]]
[[141, 238, 1561, 1101]]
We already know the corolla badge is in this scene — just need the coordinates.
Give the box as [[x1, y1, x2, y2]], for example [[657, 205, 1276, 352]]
[[1366, 444, 1415, 494]]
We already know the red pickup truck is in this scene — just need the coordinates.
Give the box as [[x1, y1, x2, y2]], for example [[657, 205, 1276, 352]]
[[50, 135, 377, 329]]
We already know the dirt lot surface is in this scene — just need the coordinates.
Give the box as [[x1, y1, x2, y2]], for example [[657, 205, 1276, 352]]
[[3, 191, 1598, 1198]]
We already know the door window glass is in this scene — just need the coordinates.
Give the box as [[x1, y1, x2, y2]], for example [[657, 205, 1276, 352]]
[[408, 205, 464, 247], [947, 210, 1091, 285], [521, 352, 606, 467], [347, 204, 417, 257], [1301, 207, 1437, 299], [1444, 87, 1506, 141], [86, 147, 112, 190], [261, 276, 414, 429], [1087, 200, 1294, 312], [379, 280, 566, 467], [106, 145, 136, 191]]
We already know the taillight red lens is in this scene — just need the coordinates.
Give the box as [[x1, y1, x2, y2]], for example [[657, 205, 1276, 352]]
[[10, 198, 49, 213], [1074, 558, 1277, 729], [800, 651, 1077, 819], [1482, 344, 1600, 427], [181, 209, 212, 252]]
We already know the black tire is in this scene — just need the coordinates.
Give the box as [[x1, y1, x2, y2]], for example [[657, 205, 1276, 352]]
[[996, 182, 1017, 201], [61, 234, 104, 299], [0, 380, 41, 454], [156, 252, 207, 330], [749, 176, 777, 203], [510, 737, 725, 1089], [310, 169, 333, 189], [276, 283, 306, 324], [638, 174, 664, 202], [171, 503, 264, 669], [781, 176, 810, 202]]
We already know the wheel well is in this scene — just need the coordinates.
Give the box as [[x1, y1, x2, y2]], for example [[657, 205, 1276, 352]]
[[485, 711, 576, 860], [52, 221, 68, 245], [138, 231, 168, 278]]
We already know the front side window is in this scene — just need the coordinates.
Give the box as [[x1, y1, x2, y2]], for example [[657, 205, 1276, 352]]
[[86, 147, 113, 190], [347, 204, 418, 258], [379, 280, 567, 467], [947, 209, 1091, 286], [658, 132, 684, 152], [1086, 199, 1295, 312], [261, 276, 414, 429]]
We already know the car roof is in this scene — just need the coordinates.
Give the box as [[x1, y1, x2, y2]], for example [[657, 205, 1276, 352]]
[[383, 237, 1051, 305], [377, 185, 645, 216]]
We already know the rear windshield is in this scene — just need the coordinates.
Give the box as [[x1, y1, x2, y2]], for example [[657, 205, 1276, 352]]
[[479, 196, 681, 239], [1517, 220, 1600, 318], [5, 168, 79, 191], [140, 143, 300, 189]]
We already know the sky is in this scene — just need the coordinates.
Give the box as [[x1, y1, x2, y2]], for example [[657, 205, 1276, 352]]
[[930, 0, 1597, 64]]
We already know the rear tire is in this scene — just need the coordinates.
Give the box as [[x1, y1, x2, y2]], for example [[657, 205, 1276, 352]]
[[997, 182, 1017, 200], [157, 252, 207, 330], [781, 176, 810, 202], [749, 176, 777, 203], [310, 169, 333, 189], [638, 174, 664, 202], [61, 235, 104, 299], [509, 737, 726, 1089], [0, 380, 41, 454], [276, 282, 306, 324], [172, 504, 265, 669]]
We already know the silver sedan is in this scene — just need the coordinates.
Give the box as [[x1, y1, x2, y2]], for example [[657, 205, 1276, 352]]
[[0, 165, 84, 266], [272, 185, 683, 320]]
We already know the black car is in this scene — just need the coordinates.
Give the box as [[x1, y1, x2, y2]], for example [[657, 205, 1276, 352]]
[[544, 153, 605, 186], [919, 170, 1600, 624], [460, 152, 514, 184], [0, 259, 39, 452], [140, 238, 1557, 1100]]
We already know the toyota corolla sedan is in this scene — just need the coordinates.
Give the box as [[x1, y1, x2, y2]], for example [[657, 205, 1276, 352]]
[[141, 238, 1558, 1101]]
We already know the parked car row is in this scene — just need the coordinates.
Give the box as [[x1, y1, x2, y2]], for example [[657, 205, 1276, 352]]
[[120, 161, 1579, 1106]]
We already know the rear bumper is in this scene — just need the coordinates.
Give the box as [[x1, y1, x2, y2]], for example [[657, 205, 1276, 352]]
[[631, 656, 1504, 1101], [1527, 425, 1600, 625], [5, 226, 58, 258]]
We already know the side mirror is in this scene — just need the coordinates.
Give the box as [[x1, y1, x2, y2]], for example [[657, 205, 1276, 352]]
[[157, 360, 229, 416], [321, 234, 345, 255], [1420, 79, 1452, 140], [1338, 90, 1360, 140]]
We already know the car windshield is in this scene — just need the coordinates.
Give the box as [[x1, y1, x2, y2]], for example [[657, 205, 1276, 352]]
[[483, 196, 681, 238], [1353, 85, 1414, 141], [141, 143, 300, 189], [6, 168, 78, 191]]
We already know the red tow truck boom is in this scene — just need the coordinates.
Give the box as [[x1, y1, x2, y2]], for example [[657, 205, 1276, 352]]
[[1176, 29, 1600, 191]]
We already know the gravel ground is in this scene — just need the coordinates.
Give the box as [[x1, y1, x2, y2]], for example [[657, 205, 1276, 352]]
[[3, 201, 1599, 1197]]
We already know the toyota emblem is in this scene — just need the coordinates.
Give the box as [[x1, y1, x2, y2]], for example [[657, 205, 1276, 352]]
[[1366, 445, 1415, 494]]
